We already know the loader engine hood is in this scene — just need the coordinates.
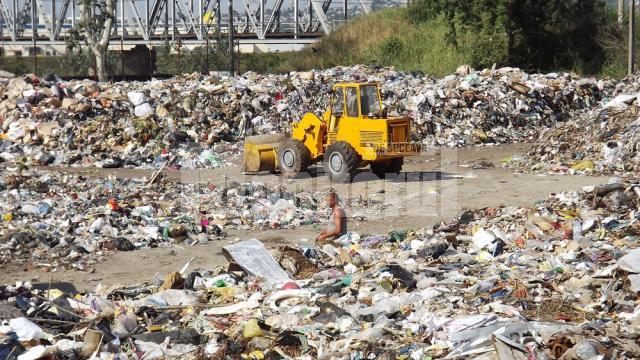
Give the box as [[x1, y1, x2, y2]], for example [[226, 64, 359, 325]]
[[356, 116, 421, 159]]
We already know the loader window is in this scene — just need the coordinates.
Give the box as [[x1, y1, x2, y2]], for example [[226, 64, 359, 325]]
[[346, 87, 359, 117], [360, 85, 381, 117], [332, 88, 344, 116]]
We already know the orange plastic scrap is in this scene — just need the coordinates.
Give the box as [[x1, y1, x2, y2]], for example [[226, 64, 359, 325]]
[[107, 198, 120, 211], [511, 286, 529, 300]]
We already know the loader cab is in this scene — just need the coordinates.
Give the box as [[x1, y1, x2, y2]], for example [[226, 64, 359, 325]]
[[328, 83, 384, 131], [359, 84, 384, 118]]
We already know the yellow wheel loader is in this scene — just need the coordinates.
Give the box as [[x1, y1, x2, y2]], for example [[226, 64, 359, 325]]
[[243, 82, 421, 183]]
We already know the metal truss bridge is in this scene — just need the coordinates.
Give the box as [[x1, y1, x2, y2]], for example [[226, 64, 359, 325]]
[[0, 0, 399, 52]]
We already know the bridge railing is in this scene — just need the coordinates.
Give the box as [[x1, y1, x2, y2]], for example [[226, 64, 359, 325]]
[[0, 0, 398, 44]]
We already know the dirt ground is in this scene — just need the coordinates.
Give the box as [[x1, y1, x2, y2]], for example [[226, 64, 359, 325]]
[[0, 144, 611, 292]]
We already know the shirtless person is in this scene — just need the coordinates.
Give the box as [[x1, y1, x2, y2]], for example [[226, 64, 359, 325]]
[[315, 192, 347, 244]]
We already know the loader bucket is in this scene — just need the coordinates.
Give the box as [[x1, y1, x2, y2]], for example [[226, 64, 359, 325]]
[[243, 134, 286, 172]]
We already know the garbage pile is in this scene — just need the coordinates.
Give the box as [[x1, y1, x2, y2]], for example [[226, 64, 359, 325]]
[[387, 66, 611, 148], [0, 170, 337, 270], [0, 66, 612, 168], [0, 73, 246, 169], [2, 178, 640, 359], [507, 73, 640, 175]]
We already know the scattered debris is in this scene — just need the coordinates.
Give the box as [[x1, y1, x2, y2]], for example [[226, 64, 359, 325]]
[[1, 178, 639, 359], [0, 170, 348, 270]]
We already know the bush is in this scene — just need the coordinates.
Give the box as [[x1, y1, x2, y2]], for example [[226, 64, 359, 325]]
[[60, 48, 94, 76], [0, 55, 30, 75], [379, 37, 403, 64], [468, 28, 509, 69], [155, 34, 231, 75]]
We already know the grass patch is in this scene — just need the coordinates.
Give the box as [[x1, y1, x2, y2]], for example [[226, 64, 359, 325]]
[[270, 8, 473, 76]]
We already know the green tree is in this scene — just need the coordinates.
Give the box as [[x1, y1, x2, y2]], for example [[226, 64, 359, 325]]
[[77, 0, 115, 81], [409, 0, 611, 73]]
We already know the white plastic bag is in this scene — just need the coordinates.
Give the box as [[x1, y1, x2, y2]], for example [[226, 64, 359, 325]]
[[9, 317, 44, 341]]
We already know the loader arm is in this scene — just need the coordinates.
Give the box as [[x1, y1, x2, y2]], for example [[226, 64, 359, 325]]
[[291, 112, 327, 160]]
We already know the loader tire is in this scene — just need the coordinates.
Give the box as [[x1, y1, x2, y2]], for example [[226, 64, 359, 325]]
[[324, 142, 359, 183], [278, 139, 311, 178], [388, 158, 404, 173], [371, 158, 404, 178]]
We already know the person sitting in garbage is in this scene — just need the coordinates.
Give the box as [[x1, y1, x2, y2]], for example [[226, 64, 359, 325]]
[[315, 192, 347, 244]]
